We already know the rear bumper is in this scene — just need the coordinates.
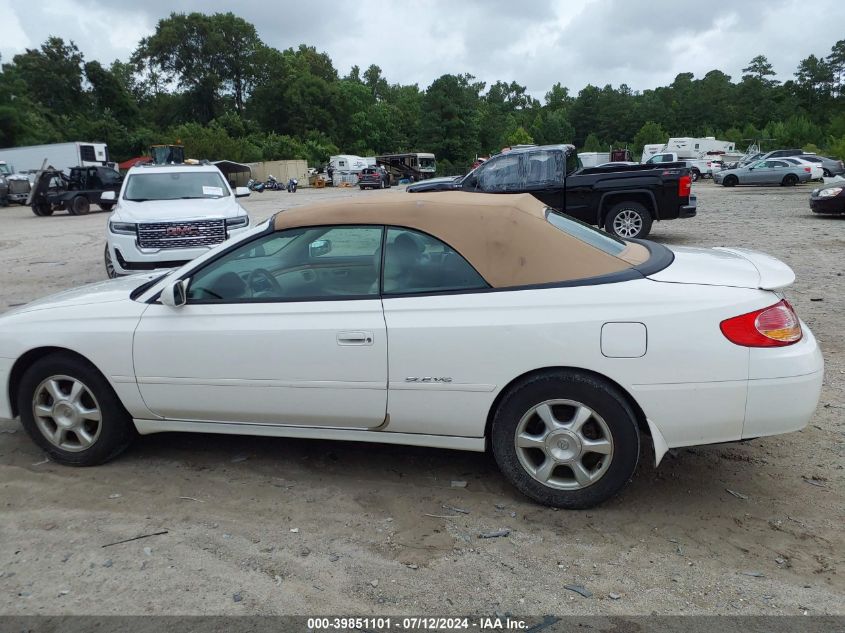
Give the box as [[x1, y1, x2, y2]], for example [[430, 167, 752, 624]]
[[678, 194, 697, 218]]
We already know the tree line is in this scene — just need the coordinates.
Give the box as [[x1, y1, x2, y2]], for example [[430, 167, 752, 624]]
[[1, 11, 844, 174]]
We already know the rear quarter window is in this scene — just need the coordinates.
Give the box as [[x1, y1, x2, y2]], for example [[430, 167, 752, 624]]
[[545, 210, 627, 256]]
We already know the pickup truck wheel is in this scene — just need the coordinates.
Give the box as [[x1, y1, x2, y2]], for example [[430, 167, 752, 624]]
[[69, 195, 90, 215], [17, 353, 136, 466], [32, 202, 53, 216], [604, 202, 652, 239], [722, 175, 738, 187], [782, 174, 798, 186], [690, 169, 700, 182], [491, 370, 640, 509]]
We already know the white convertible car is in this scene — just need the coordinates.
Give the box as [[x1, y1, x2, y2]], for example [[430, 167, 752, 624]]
[[0, 193, 823, 508]]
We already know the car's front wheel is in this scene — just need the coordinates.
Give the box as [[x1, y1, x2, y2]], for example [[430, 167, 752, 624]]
[[604, 202, 652, 239], [722, 175, 738, 187], [491, 370, 640, 509], [17, 354, 136, 466], [104, 244, 118, 279]]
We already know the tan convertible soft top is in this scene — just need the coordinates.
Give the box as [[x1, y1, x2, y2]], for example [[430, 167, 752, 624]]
[[273, 192, 649, 288]]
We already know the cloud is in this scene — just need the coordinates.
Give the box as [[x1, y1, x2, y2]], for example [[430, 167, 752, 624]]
[[2, 0, 844, 97]]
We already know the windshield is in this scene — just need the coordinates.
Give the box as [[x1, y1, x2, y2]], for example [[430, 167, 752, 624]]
[[419, 157, 436, 171], [545, 209, 627, 256], [0, 164, 11, 176], [123, 171, 230, 201]]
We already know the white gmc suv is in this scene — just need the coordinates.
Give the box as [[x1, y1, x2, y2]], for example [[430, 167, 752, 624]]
[[103, 164, 252, 278]]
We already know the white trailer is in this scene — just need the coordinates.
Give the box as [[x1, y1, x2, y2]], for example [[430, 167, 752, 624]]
[[0, 142, 113, 175], [329, 154, 370, 186]]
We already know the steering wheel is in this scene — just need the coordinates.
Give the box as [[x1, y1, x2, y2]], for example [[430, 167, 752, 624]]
[[246, 268, 283, 297]]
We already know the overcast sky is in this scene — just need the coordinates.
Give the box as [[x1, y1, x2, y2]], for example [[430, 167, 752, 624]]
[[2, 0, 843, 98]]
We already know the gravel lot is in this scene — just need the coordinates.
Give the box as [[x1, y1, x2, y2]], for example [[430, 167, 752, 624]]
[[0, 181, 842, 616]]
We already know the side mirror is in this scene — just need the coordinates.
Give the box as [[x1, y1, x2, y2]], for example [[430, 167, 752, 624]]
[[235, 186, 250, 198], [160, 278, 188, 307], [309, 239, 332, 258], [100, 191, 116, 201]]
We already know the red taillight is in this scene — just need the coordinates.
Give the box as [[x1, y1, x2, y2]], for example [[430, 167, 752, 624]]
[[804, 167, 811, 173], [720, 300, 802, 347], [678, 174, 691, 197]]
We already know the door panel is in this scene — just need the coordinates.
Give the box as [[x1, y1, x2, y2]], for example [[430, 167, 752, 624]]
[[133, 300, 387, 427]]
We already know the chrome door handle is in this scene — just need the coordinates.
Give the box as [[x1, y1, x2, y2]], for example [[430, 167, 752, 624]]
[[337, 331, 374, 346]]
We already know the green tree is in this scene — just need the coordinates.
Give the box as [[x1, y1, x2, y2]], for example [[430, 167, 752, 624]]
[[742, 55, 778, 85], [632, 121, 668, 157], [419, 74, 484, 170], [504, 126, 534, 146], [581, 132, 604, 152]]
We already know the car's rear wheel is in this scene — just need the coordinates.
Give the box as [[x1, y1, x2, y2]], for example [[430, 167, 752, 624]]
[[604, 202, 652, 239], [69, 195, 90, 215], [722, 175, 738, 187], [17, 354, 135, 466], [690, 168, 700, 182], [822, 168, 831, 177], [782, 174, 798, 186], [491, 370, 640, 509]]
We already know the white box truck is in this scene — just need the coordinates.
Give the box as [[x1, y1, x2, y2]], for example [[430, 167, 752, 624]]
[[0, 142, 113, 175]]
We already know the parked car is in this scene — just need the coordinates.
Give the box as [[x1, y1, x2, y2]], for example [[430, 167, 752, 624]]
[[358, 166, 391, 190], [799, 155, 845, 177], [809, 182, 845, 214], [0, 193, 822, 509], [713, 159, 813, 187], [739, 149, 804, 166], [407, 144, 696, 240], [103, 164, 252, 278], [781, 157, 824, 180]]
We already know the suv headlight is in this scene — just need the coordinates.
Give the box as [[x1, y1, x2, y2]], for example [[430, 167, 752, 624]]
[[226, 216, 249, 229], [818, 187, 842, 198], [109, 221, 137, 235]]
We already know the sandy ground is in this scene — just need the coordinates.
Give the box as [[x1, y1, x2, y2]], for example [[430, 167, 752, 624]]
[[0, 181, 842, 616]]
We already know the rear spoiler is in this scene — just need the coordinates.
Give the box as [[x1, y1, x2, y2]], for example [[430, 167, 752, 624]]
[[714, 247, 795, 290]]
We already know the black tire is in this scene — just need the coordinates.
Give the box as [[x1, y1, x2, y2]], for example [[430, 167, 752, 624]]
[[603, 201, 653, 239], [32, 202, 53, 216], [17, 353, 136, 466], [359, 185, 366, 190], [99, 202, 114, 212], [491, 370, 640, 509], [782, 174, 798, 187], [69, 195, 90, 215], [722, 175, 738, 187], [822, 168, 831, 177], [690, 169, 700, 182], [104, 244, 118, 279]]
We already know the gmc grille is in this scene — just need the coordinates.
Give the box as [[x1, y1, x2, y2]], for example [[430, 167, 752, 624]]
[[137, 220, 227, 250]]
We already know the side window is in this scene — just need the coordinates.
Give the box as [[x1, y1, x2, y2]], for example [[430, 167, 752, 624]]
[[382, 227, 488, 295], [477, 154, 521, 192], [524, 150, 563, 188], [772, 160, 788, 168], [79, 145, 96, 162], [186, 225, 383, 303]]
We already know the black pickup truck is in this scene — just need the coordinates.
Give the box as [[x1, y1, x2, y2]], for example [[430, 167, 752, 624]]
[[407, 144, 696, 239]]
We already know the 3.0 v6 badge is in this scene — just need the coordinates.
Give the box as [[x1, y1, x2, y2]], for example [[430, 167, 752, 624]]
[[404, 376, 453, 383]]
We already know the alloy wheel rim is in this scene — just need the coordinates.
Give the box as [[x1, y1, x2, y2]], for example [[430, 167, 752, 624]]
[[514, 399, 613, 490], [32, 375, 102, 452], [612, 210, 643, 237]]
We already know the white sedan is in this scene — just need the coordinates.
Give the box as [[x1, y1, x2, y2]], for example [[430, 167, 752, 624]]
[[0, 193, 823, 508]]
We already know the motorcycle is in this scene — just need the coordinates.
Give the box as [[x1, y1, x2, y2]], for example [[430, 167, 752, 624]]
[[265, 175, 283, 191], [247, 178, 265, 193], [287, 178, 298, 193]]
